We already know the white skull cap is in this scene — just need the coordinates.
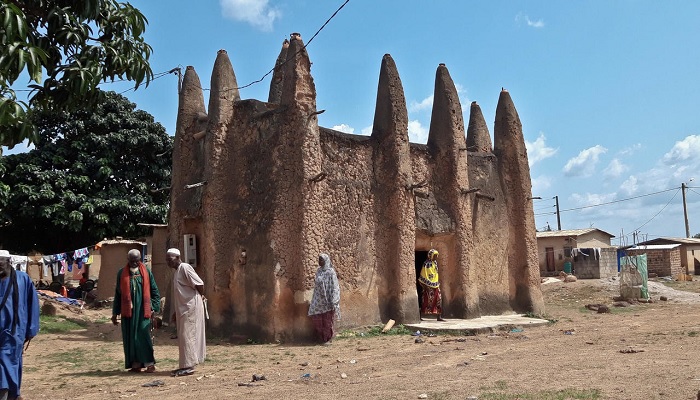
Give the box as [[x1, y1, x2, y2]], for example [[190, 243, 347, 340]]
[[166, 248, 181, 256]]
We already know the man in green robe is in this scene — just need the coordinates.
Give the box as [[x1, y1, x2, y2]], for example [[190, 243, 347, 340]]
[[112, 249, 161, 373]]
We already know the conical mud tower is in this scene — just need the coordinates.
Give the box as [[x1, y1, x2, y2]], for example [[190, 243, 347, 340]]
[[169, 35, 544, 342]]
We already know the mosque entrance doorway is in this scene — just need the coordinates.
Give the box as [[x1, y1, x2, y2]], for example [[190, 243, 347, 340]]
[[415, 250, 429, 313]]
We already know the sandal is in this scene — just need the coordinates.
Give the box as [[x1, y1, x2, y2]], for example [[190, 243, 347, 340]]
[[145, 365, 156, 373], [171, 368, 194, 377]]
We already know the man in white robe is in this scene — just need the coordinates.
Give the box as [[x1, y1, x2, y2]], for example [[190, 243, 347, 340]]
[[166, 248, 206, 377]]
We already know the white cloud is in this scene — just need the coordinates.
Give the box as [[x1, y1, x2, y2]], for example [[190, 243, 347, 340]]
[[620, 175, 639, 195], [525, 133, 557, 166], [603, 158, 629, 179], [220, 0, 281, 31], [612, 135, 700, 196], [332, 124, 354, 134], [531, 175, 552, 194], [569, 192, 617, 214], [408, 120, 428, 143], [563, 145, 607, 177], [618, 143, 642, 156], [409, 95, 433, 113], [454, 83, 471, 109], [515, 13, 544, 28], [360, 125, 373, 136], [662, 135, 700, 165]]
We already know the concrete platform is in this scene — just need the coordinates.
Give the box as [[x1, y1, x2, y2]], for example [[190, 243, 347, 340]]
[[404, 314, 550, 335]]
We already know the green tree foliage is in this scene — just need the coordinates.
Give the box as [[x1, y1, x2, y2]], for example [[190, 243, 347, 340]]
[[0, 0, 153, 150], [0, 91, 171, 253], [694, 233, 700, 239]]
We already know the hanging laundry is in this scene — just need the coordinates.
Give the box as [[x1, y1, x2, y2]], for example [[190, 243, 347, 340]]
[[73, 248, 89, 270], [10, 255, 28, 272], [37, 257, 47, 279], [54, 252, 68, 275], [49, 255, 60, 277], [74, 247, 89, 259]]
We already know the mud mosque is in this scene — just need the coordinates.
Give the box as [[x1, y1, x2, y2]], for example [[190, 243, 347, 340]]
[[168, 33, 544, 341]]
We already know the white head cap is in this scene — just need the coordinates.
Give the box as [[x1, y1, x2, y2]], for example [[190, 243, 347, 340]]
[[0, 250, 9, 259], [166, 248, 181, 256]]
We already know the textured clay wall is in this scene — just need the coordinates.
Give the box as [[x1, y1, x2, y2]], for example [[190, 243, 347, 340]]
[[318, 128, 379, 324], [169, 35, 545, 341]]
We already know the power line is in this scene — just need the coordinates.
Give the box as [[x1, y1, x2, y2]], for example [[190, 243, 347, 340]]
[[8, 68, 180, 93], [558, 188, 678, 213], [533, 205, 555, 212], [9, 1, 351, 99], [630, 188, 680, 233], [199, 0, 351, 92], [118, 69, 178, 94]]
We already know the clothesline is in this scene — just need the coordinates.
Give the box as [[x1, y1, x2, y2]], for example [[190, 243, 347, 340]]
[[8, 243, 99, 278]]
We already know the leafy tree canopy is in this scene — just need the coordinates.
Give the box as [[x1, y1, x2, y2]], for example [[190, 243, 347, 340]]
[[0, 91, 172, 254], [0, 0, 153, 151]]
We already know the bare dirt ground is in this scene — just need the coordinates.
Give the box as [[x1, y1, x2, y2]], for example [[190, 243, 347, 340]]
[[20, 278, 700, 400]]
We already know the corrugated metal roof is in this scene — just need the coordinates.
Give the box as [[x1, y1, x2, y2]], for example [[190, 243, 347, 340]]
[[628, 244, 681, 250], [536, 228, 615, 238], [637, 237, 700, 245]]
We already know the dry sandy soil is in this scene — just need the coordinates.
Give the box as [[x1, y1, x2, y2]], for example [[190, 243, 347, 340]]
[[19, 277, 700, 400]]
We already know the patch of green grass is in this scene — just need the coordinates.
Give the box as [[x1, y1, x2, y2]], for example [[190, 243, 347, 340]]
[[337, 324, 412, 339], [480, 380, 508, 391], [78, 369, 123, 377], [479, 388, 601, 400], [524, 312, 558, 324], [654, 279, 700, 294], [429, 391, 450, 400], [688, 331, 698, 337], [40, 315, 87, 334], [46, 348, 90, 368], [609, 306, 638, 314]]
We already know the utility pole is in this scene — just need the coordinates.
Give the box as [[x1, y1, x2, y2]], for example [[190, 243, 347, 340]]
[[555, 195, 562, 230], [682, 182, 690, 238]]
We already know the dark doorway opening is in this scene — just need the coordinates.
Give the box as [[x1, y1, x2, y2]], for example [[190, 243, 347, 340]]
[[415, 251, 429, 312], [545, 247, 555, 272]]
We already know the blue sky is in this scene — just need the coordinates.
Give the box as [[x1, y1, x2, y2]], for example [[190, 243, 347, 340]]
[[7, 1, 700, 243]]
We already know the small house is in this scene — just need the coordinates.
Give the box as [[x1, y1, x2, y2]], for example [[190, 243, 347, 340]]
[[536, 228, 617, 278], [635, 237, 700, 275]]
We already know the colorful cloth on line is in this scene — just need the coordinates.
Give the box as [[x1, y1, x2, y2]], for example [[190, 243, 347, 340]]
[[9, 255, 27, 272]]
